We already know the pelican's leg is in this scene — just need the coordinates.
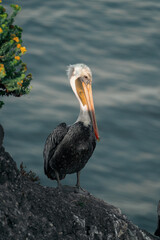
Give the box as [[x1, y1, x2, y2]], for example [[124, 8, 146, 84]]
[[76, 171, 81, 188], [55, 170, 62, 189], [75, 171, 85, 192]]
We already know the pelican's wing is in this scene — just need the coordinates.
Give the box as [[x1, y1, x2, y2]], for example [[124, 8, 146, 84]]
[[43, 123, 68, 176]]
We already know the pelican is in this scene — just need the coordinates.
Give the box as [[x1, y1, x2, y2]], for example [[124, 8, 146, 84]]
[[43, 63, 99, 189]]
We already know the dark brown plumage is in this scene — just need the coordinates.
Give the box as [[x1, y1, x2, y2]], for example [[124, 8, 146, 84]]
[[44, 122, 96, 183]]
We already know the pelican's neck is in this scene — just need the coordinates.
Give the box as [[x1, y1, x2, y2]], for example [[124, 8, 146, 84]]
[[76, 105, 91, 126]]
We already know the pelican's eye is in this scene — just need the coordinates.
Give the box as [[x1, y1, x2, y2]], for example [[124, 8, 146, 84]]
[[82, 75, 90, 85]]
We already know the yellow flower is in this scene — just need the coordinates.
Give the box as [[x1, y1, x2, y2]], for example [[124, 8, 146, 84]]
[[17, 43, 21, 49], [15, 56, 20, 60], [0, 28, 3, 34], [0, 64, 6, 76], [13, 36, 19, 43], [20, 46, 27, 54], [0, 0, 2, 3], [17, 82, 22, 87], [0, 63, 4, 72]]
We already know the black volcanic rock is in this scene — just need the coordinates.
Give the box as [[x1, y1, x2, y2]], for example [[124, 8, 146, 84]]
[[0, 146, 158, 240], [155, 201, 160, 237], [0, 124, 4, 147]]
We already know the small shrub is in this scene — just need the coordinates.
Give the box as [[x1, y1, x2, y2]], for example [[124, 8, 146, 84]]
[[0, 3, 32, 108]]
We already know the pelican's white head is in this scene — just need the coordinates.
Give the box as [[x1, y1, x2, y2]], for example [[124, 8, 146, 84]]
[[67, 63, 92, 81]]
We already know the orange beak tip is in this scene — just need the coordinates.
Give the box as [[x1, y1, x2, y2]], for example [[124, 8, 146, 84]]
[[97, 137, 100, 142], [95, 133, 100, 141]]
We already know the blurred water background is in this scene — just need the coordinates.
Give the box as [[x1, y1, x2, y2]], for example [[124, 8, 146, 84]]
[[1, 0, 160, 234]]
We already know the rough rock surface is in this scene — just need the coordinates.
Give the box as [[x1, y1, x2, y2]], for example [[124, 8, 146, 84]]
[[0, 124, 4, 147], [155, 201, 160, 237], [0, 146, 158, 240]]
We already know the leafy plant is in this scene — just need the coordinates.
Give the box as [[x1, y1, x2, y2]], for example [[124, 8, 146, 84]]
[[20, 162, 40, 183], [0, 2, 32, 108]]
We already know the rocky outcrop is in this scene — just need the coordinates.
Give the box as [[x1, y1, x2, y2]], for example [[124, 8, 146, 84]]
[[155, 201, 160, 237], [0, 124, 4, 147], [0, 144, 158, 240]]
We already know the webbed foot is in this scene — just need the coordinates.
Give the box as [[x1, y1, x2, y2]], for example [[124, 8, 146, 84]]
[[74, 185, 86, 193]]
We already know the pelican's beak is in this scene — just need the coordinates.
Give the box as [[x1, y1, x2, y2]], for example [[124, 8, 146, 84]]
[[81, 81, 100, 141]]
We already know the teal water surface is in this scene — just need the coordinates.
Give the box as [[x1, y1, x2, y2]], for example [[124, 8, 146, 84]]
[[1, 0, 160, 234]]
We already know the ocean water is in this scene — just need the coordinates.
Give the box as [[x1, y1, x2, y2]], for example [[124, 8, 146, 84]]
[[1, 0, 160, 234]]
